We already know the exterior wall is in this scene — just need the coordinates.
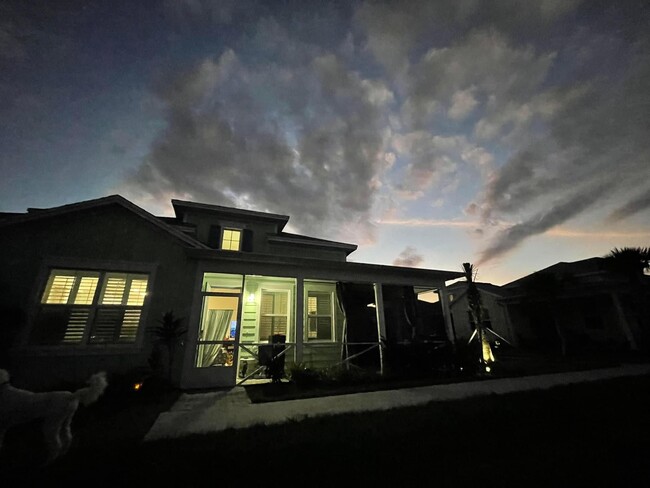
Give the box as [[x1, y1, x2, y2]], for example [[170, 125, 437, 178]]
[[504, 293, 631, 353], [180, 209, 278, 253], [267, 242, 348, 261], [0, 204, 197, 388]]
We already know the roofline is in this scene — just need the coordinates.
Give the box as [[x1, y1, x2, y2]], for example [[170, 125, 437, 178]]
[[268, 234, 358, 255], [0, 195, 209, 249], [172, 199, 290, 228], [503, 256, 606, 288], [185, 247, 464, 283]]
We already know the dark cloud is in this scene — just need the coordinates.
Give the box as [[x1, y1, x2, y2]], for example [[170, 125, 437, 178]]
[[122, 36, 392, 242], [392, 246, 424, 267], [607, 190, 650, 223]]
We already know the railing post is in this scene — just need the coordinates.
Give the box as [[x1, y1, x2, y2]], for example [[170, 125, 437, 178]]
[[295, 276, 304, 363], [374, 283, 386, 376]]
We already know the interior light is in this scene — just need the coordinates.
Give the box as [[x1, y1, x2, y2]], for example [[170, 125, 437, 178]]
[[133, 382, 143, 391], [367, 303, 376, 308], [247, 293, 255, 303], [485, 366, 491, 373]]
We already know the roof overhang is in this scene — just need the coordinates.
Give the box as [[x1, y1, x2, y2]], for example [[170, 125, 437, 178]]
[[172, 199, 290, 230], [267, 234, 358, 255], [185, 248, 463, 286]]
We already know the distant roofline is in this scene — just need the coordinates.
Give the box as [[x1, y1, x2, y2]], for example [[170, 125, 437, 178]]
[[171, 199, 290, 228], [503, 256, 605, 288]]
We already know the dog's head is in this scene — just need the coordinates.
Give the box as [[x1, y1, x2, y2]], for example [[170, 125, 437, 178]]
[[0, 369, 10, 385]]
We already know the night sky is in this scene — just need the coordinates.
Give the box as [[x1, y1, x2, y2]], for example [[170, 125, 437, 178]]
[[2, 0, 649, 284]]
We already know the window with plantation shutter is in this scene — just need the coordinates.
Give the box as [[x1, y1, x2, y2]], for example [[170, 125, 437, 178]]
[[306, 291, 334, 341], [31, 269, 149, 346], [259, 290, 288, 341]]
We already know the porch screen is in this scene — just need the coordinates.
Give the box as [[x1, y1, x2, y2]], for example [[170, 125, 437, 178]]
[[31, 269, 149, 346]]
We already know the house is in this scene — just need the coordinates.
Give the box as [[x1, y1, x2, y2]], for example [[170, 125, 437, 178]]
[[444, 281, 514, 346], [0, 195, 463, 389], [500, 257, 649, 354]]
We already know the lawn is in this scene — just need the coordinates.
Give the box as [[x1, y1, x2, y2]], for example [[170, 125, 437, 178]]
[[2, 373, 650, 487]]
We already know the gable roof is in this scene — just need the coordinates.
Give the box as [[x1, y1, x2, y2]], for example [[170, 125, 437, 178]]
[[0, 194, 209, 249]]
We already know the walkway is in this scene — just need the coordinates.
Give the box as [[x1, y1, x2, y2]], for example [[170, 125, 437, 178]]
[[145, 363, 650, 441]]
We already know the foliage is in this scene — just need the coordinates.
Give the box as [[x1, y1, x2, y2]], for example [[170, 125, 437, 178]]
[[150, 311, 186, 382], [288, 362, 379, 388], [604, 246, 650, 280]]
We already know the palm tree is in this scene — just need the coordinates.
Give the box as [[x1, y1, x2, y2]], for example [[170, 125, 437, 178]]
[[151, 311, 187, 383], [604, 247, 650, 348], [463, 262, 494, 371]]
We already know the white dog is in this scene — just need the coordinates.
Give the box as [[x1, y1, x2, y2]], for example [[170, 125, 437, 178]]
[[0, 369, 108, 464]]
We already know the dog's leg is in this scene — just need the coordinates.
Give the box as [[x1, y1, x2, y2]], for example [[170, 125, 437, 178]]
[[60, 409, 75, 455], [42, 416, 64, 465]]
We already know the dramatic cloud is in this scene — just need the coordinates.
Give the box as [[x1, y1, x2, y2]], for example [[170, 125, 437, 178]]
[[122, 31, 393, 243], [607, 190, 650, 223], [393, 246, 424, 267]]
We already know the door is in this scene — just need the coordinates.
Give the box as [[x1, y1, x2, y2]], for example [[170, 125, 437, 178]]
[[190, 292, 242, 387]]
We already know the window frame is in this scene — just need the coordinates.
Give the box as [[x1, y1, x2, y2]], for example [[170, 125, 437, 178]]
[[27, 264, 153, 350], [305, 290, 335, 342], [220, 228, 242, 251], [257, 288, 291, 343]]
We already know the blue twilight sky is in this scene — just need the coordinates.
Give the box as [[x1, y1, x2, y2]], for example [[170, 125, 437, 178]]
[[2, 0, 650, 284]]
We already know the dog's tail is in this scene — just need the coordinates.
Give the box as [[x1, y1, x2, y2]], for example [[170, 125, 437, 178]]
[[73, 372, 108, 406]]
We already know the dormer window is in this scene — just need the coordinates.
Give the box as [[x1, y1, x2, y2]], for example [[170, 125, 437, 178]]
[[221, 228, 242, 251]]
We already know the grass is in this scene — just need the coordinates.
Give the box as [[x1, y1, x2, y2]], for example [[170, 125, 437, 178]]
[[2, 372, 650, 487]]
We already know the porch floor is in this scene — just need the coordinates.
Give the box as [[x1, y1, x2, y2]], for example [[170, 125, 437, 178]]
[[144, 363, 650, 441]]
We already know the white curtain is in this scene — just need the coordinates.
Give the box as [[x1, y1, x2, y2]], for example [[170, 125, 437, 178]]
[[200, 309, 233, 367]]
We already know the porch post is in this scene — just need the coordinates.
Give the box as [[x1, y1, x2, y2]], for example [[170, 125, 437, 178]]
[[611, 292, 638, 351], [438, 282, 456, 345], [373, 282, 387, 376], [295, 276, 304, 363]]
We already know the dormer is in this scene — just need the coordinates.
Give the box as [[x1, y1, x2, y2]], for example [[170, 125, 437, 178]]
[[170, 200, 290, 253]]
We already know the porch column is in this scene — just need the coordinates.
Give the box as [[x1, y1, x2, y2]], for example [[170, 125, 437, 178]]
[[438, 283, 456, 345], [611, 292, 638, 351], [373, 283, 386, 376], [295, 277, 304, 363]]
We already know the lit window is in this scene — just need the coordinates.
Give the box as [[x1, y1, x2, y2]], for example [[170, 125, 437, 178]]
[[32, 269, 149, 346], [306, 291, 333, 341], [221, 229, 242, 251], [259, 290, 288, 341]]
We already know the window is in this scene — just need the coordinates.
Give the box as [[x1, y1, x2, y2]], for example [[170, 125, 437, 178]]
[[259, 290, 289, 341], [31, 269, 149, 346], [306, 291, 334, 341], [221, 229, 241, 251]]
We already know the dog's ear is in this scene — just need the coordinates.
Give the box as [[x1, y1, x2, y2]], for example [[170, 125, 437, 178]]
[[0, 369, 10, 384]]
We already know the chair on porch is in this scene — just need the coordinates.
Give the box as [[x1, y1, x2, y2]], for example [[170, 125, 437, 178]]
[[259, 334, 286, 382]]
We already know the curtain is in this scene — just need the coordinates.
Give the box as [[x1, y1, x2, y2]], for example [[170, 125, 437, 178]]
[[200, 309, 233, 367]]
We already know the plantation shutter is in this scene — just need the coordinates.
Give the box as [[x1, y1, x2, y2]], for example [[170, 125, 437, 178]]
[[207, 225, 221, 249], [242, 229, 253, 252]]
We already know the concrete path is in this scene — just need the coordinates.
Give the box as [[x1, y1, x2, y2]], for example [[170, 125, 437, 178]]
[[145, 363, 650, 441]]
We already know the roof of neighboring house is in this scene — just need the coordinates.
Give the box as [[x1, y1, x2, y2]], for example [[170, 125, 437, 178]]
[[445, 281, 505, 303], [171, 199, 290, 229], [0, 194, 209, 249], [503, 257, 606, 289]]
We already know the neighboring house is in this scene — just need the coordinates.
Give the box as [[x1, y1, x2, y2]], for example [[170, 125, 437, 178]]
[[500, 258, 649, 354], [445, 281, 514, 345], [0, 195, 463, 389]]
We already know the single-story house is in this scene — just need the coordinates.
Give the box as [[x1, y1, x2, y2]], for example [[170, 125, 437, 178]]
[[499, 257, 649, 354], [0, 195, 463, 389], [444, 281, 514, 346]]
